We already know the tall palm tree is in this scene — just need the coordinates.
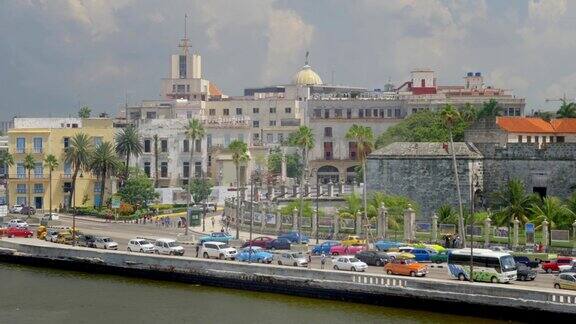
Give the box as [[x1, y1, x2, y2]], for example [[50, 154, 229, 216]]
[[0, 151, 14, 205], [229, 139, 249, 239], [153, 134, 159, 188], [556, 100, 576, 118], [345, 124, 374, 245], [23, 154, 35, 216], [290, 126, 315, 241], [89, 142, 120, 209], [441, 104, 466, 246], [184, 119, 206, 235], [115, 124, 143, 183], [44, 155, 58, 214], [530, 196, 575, 245], [64, 133, 93, 209]]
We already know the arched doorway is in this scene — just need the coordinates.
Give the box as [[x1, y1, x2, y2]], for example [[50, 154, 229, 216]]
[[317, 165, 339, 184], [346, 166, 358, 184]]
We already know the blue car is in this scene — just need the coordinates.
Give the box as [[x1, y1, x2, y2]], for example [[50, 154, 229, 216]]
[[266, 238, 291, 250], [374, 240, 403, 251], [312, 241, 340, 255], [411, 248, 437, 262], [236, 247, 274, 263], [278, 231, 309, 244], [199, 232, 233, 244]]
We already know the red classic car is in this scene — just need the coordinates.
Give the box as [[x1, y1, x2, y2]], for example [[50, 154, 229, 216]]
[[241, 236, 274, 248], [5, 227, 34, 238], [330, 244, 366, 256], [542, 257, 574, 273]]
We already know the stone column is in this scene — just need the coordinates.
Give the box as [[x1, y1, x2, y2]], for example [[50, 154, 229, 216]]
[[542, 219, 549, 251], [292, 185, 299, 197], [304, 182, 311, 197], [378, 203, 387, 239], [275, 209, 282, 233], [317, 183, 323, 198], [431, 213, 438, 243], [267, 185, 275, 201], [280, 154, 287, 183], [484, 217, 491, 247], [352, 180, 358, 194], [311, 211, 318, 238], [338, 181, 345, 196], [355, 211, 362, 236], [328, 182, 334, 197], [403, 205, 416, 242], [292, 208, 298, 231], [512, 218, 520, 249], [280, 184, 286, 197], [333, 214, 340, 236]]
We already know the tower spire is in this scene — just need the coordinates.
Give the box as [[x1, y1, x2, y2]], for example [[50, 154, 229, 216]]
[[179, 13, 191, 55], [305, 51, 309, 65]]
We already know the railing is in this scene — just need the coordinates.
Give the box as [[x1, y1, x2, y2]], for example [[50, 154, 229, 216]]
[[61, 174, 73, 179], [33, 147, 43, 154]]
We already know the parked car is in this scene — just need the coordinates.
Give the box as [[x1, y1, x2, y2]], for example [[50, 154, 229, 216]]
[[266, 238, 291, 250], [154, 238, 185, 256], [490, 246, 513, 253], [516, 263, 537, 281], [276, 252, 308, 267], [7, 219, 28, 228], [330, 244, 365, 256], [311, 240, 341, 255], [341, 235, 366, 246], [384, 259, 429, 277], [332, 255, 368, 272], [199, 232, 233, 244], [127, 238, 155, 253], [559, 260, 576, 273], [94, 237, 118, 250], [513, 256, 539, 269], [200, 241, 237, 260], [542, 257, 574, 273], [10, 205, 23, 213], [5, 227, 34, 238], [277, 231, 309, 244], [241, 236, 274, 248], [411, 248, 437, 262], [354, 250, 390, 266], [430, 250, 450, 264], [56, 232, 74, 245], [375, 240, 403, 251], [236, 246, 273, 263], [77, 234, 97, 248], [387, 251, 416, 260], [20, 206, 36, 215], [45, 229, 60, 242], [42, 213, 60, 221], [554, 272, 576, 290]]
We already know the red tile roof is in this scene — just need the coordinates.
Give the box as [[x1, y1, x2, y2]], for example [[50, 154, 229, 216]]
[[496, 117, 576, 134], [551, 119, 576, 133]]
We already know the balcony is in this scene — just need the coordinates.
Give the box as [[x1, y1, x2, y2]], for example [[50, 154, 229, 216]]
[[33, 174, 45, 179], [34, 188, 44, 194], [16, 148, 25, 154], [61, 173, 73, 179], [16, 188, 27, 194], [33, 147, 44, 154]]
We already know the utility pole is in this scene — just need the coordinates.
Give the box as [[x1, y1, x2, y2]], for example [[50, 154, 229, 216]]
[[315, 170, 320, 244], [202, 171, 207, 232]]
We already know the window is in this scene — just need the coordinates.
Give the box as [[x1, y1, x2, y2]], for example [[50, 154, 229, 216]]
[[224, 134, 231, 147], [269, 107, 276, 114], [335, 109, 343, 118], [236, 108, 243, 115], [16, 163, 25, 178], [209, 109, 216, 116], [33, 138, 43, 153], [34, 163, 43, 177], [223, 109, 230, 116], [394, 108, 401, 118], [16, 137, 25, 153], [518, 135, 522, 143], [177, 84, 185, 93], [206, 134, 212, 148], [187, 112, 193, 119], [33, 184, 43, 194], [16, 197, 27, 206], [379, 109, 385, 118], [208, 155, 212, 167], [349, 142, 358, 160], [269, 120, 277, 126], [266, 133, 273, 143], [186, 85, 190, 92], [183, 139, 189, 152], [17, 184, 26, 194], [373, 109, 379, 117], [160, 162, 168, 178], [387, 109, 392, 118], [359, 110, 364, 118], [285, 107, 291, 114], [527, 136, 532, 143], [144, 162, 151, 178], [253, 120, 260, 128], [324, 109, 330, 118], [324, 127, 333, 137], [557, 136, 565, 143], [179, 55, 187, 78], [324, 142, 333, 160], [144, 139, 151, 153], [421, 79, 425, 87], [64, 162, 72, 176], [313, 109, 321, 118], [535, 136, 539, 143], [278, 133, 284, 143], [161, 140, 168, 153], [146, 111, 157, 119], [63, 182, 72, 193], [253, 133, 260, 141], [194, 162, 202, 177], [195, 139, 201, 152], [253, 108, 260, 114], [63, 137, 70, 148], [347, 109, 352, 119], [366, 109, 372, 117], [183, 162, 190, 178]]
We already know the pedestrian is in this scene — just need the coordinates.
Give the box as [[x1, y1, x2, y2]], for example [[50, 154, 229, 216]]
[[195, 244, 200, 258], [307, 253, 312, 268], [220, 227, 224, 233], [211, 217, 215, 229], [320, 253, 326, 270], [178, 219, 182, 228]]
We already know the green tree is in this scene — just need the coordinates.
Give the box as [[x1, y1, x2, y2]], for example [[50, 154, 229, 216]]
[[280, 200, 316, 218], [185, 119, 206, 234], [290, 126, 315, 239], [78, 106, 91, 118], [267, 148, 302, 179], [530, 196, 575, 245], [118, 169, 159, 208], [556, 100, 576, 118], [64, 133, 93, 208], [115, 124, 143, 182], [477, 99, 502, 119], [441, 104, 466, 246], [436, 204, 458, 225], [229, 139, 249, 239], [89, 141, 121, 209], [23, 154, 35, 214], [366, 192, 418, 230], [189, 178, 213, 205], [0, 151, 14, 205], [44, 154, 59, 213], [338, 193, 363, 218]]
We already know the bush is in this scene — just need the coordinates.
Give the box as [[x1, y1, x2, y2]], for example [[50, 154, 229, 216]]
[[118, 203, 134, 216], [150, 204, 172, 211]]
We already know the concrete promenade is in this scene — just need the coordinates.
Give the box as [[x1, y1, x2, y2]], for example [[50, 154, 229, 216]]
[[0, 238, 575, 321]]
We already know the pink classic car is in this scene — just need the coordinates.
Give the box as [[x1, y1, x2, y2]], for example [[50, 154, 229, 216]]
[[329, 244, 366, 256]]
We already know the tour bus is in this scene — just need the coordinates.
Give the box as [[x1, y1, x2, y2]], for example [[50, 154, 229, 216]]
[[447, 248, 517, 283]]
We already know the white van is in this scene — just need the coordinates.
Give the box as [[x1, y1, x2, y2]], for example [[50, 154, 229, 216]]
[[153, 238, 185, 256]]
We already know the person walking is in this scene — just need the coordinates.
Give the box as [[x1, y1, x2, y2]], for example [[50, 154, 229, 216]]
[[195, 244, 200, 258], [307, 253, 312, 269], [211, 217, 215, 229], [320, 253, 326, 270]]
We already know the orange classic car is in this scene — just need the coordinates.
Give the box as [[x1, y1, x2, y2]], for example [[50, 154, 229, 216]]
[[384, 258, 429, 277]]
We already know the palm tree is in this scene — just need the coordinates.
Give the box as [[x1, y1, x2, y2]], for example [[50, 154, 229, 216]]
[[64, 133, 93, 209], [440, 104, 466, 246], [346, 124, 374, 245], [290, 126, 315, 241], [23, 154, 35, 216], [153, 134, 159, 188], [44, 155, 58, 214], [115, 124, 143, 183], [229, 139, 249, 239], [89, 142, 120, 209], [0, 151, 14, 205], [530, 196, 575, 245], [436, 204, 458, 225], [477, 99, 502, 119], [556, 100, 576, 118], [78, 106, 91, 118], [184, 119, 206, 235]]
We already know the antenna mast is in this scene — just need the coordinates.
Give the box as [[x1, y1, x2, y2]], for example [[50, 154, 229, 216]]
[[179, 14, 191, 55]]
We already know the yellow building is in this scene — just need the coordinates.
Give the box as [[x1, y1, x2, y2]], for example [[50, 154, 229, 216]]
[[7, 118, 115, 212]]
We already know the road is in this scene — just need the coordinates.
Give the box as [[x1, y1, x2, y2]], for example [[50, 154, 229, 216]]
[[8, 213, 560, 291]]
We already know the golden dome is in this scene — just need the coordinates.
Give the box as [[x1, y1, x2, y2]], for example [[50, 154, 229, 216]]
[[292, 64, 323, 86]]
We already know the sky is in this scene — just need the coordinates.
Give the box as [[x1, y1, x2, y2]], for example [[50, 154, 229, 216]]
[[1, 0, 575, 119]]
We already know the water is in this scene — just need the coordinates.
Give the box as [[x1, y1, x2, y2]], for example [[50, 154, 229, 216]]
[[0, 263, 506, 324]]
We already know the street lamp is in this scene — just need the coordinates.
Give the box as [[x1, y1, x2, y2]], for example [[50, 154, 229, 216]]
[[312, 168, 321, 245], [469, 174, 484, 283]]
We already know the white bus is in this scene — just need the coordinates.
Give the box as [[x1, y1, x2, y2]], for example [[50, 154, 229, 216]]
[[447, 248, 517, 283]]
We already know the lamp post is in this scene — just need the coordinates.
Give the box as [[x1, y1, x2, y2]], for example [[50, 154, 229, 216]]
[[469, 174, 484, 283], [314, 169, 320, 245]]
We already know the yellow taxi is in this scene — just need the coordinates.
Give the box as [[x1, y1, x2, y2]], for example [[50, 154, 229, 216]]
[[341, 235, 366, 246]]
